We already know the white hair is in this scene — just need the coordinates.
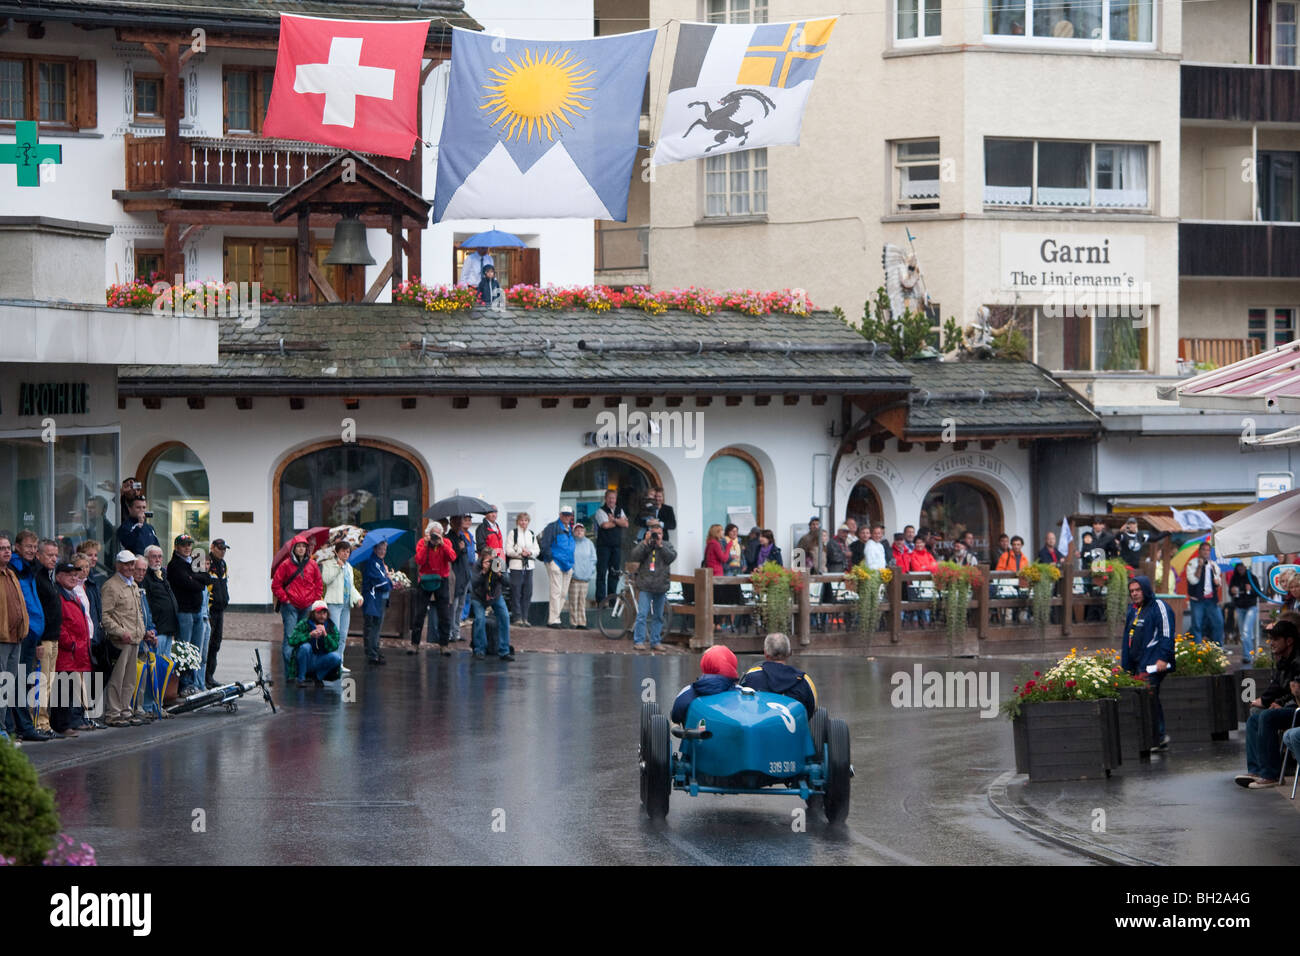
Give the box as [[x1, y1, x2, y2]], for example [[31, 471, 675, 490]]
[[763, 632, 791, 659], [144, 545, 163, 557]]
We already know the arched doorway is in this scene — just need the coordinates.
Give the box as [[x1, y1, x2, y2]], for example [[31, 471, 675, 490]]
[[138, 442, 210, 553], [274, 440, 428, 570], [703, 448, 762, 536], [561, 451, 659, 538], [920, 477, 1003, 557], [846, 479, 882, 530]]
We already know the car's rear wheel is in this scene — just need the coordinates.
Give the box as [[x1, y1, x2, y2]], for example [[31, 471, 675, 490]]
[[644, 714, 671, 820], [823, 718, 851, 825], [810, 707, 829, 760], [639, 700, 660, 806]]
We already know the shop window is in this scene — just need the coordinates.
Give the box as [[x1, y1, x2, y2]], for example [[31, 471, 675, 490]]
[[561, 454, 655, 542], [1248, 308, 1296, 351], [894, 139, 941, 211], [705, 148, 767, 218], [985, 0, 1152, 43], [142, 443, 210, 554], [984, 139, 1149, 210], [0, 432, 119, 560], [897, 0, 942, 41]]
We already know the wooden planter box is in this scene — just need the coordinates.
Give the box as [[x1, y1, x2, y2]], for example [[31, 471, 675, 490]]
[[348, 586, 416, 639], [1160, 673, 1237, 741], [1235, 667, 1271, 723], [1116, 685, 1157, 762], [1012, 698, 1122, 781]]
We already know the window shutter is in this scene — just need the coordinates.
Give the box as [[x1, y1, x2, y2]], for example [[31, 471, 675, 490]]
[[76, 58, 97, 129], [518, 247, 540, 286]]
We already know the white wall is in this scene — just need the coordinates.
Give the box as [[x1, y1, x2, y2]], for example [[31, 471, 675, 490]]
[[424, 0, 598, 287]]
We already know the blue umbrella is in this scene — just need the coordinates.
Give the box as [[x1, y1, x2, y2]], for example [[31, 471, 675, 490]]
[[461, 228, 526, 250], [349, 528, 408, 566]]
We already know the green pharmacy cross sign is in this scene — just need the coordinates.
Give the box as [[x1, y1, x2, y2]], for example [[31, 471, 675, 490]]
[[0, 121, 62, 187]]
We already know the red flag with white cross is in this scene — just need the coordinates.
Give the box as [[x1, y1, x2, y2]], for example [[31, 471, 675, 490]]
[[262, 14, 430, 159]]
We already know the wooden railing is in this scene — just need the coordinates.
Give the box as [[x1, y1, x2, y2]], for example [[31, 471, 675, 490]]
[[662, 563, 1189, 658], [123, 134, 418, 193], [1179, 337, 1260, 368], [1181, 64, 1300, 124]]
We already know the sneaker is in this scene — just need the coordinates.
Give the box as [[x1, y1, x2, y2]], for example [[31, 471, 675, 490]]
[[651, 644, 664, 653], [127, 717, 145, 726], [634, 643, 648, 652], [1249, 778, 1281, 789], [472, 652, 487, 660], [499, 653, 515, 662], [407, 646, 419, 656], [440, 647, 452, 657], [19, 730, 54, 742], [367, 657, 383, 666], [1151, 735, 1171, 752], [1235, 773, 1263, 787]]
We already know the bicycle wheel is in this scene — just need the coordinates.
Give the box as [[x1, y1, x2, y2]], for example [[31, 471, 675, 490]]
[[597, 595, 628, 639]]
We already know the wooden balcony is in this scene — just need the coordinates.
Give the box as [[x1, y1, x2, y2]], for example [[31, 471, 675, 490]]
[[1182, 64, 1300, 124], [123, 134, 418, 195], [1178, 337, 1260, 368], [1180, 221, 1300, 277]]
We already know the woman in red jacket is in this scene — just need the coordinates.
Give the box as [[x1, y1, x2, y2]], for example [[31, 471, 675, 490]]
[[51, 563, 93, 735], [272, 535, 325, 670], [411, 521, 457, 656]]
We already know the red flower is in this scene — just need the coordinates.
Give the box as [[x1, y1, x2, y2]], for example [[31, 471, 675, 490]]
[[1033, 671, 1041, 677], [1065, 679, 1076, 688]]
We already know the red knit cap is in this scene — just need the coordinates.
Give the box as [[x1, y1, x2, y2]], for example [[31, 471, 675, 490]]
[[700, 645, 739, 680]]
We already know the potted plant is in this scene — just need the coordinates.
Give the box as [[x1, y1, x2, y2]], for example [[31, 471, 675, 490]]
[[168, 641, 202, 699], [1161, 635, 1237, 740], [932, 562, 983, 657], [1103, 559, 1130, 627], [1003, 650, 1123, 781], [1236, 645, 1274, 723], [751, 562, 800, 636], [1019, 562, 1062, 642], [844, 564, 892, 638], [1092, 649, 1157, 761]]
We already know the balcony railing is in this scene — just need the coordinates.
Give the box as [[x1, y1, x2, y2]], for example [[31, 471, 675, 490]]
[[1178, 337, 1261, 368], [594, 224, 649, 271], [1182, 64, 1300, 124], [123, 134, 418, 193], [1180, 221, 1300, 277]]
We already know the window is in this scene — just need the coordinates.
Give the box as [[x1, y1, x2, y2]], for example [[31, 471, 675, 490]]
[[223, 68, 274, 135], [898, 0, 942, 41], [224, 239, 294, 297], [1258, 151, 1299, 222], [986, 0, 1152, 43], [0, 56, 90, 127], [984, 139, 1149, 209], [132, 74, 185, 121], [134, 250, 163, 282], [1276, 2, 1298, 66], [705, 148, 767, 217], [894, 140, 941, 210], [707, 0, 768, 23], [1249, 308, 1296, 351], [1033, 305, 1148, 370]]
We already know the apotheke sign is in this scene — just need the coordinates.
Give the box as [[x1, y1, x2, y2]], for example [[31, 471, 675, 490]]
[[1000, 234, 1145, 291]]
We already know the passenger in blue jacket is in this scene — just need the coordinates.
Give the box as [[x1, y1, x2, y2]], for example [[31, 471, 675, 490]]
[[739, 632, 818, 719], [671, 646, 740, 723], [1121, 575, 1175, 750]]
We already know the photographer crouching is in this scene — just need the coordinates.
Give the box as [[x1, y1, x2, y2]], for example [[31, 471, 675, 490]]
[[470, 547, 512, 662]]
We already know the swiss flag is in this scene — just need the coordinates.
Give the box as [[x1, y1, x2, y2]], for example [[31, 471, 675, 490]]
[[262, 14, 430, 159]]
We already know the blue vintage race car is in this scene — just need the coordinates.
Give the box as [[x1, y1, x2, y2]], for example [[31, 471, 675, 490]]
[[639, 685, 852, 824]]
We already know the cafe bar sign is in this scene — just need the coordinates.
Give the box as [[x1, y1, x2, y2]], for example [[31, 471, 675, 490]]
[[18, 382, 89, 416], [1000, 233, 1145, 291]]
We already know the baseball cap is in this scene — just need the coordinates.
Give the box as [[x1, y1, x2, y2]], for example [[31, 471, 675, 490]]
[[560, 506, 574, 515], [212, 538, 229, 550], [116, 549, 135, 564], [55, 562, 79, 575], [310, 600, 329, 613], [174, 533, 194, 547], [837, 524, 849, 533]]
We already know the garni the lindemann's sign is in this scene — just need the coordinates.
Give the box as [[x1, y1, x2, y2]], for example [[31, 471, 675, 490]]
[[1000, 233, 1145, 291]]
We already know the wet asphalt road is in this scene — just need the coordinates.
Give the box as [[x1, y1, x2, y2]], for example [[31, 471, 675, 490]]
[[40, 646, 1089, 866]]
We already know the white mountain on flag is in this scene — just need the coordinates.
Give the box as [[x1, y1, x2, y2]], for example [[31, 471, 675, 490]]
[[440, 141, 614, 221]]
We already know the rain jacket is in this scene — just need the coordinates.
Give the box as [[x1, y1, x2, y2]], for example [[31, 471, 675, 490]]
[[10, 554, 44, 638], [360, 554, 391, 619], [0, 564, 29, 643], [539, 519, 576, 572], [286, 615, 340, 681], [631, 538, 676, 594], [321, 553, 362, 607], [671, 674, 738, 723], [141, 566, 180, 636], [55, 589, 91, 672], [415, 534, 456, 578], [571, 536, 596, 582], [739, 660, 818, 718], [1121, 575, 1176, 675], [272, 535, 324, 610], [168, 553, 212, 614]]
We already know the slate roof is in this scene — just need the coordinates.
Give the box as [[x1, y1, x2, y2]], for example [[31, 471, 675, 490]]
[[0, 0, 480, 33], [117, 304, 913, 396], [902, 359, 1099, 436]]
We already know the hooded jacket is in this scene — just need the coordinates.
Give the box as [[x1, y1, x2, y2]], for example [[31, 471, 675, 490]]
[[671, 674, 738, 723], [538, 519, 576, 572], [360, 554, 391, 619], [272, 535, 324, 610], [1121, 575, 1176, 675], [10, 554, 44, 639], [739, 660, 817, 718], [56, 589, 91, 672]]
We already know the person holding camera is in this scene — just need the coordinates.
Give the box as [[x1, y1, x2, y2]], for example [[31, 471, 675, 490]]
[[287, 600, 343, 688], [470, 547, 512, 661], [412, 521, 456, 657], [117, 497, 159, 558], [631, 523, 676, 651]]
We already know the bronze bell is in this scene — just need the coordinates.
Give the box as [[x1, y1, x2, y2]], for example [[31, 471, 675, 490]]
[[325, 215, 376, 266]]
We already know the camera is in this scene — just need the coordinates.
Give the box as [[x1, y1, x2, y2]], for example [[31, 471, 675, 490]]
[[144, 511, 154, 519], [491, 555, 506, 574]]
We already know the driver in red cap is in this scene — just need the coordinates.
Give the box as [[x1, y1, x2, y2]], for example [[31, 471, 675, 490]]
[[670, 645, 739, 723]]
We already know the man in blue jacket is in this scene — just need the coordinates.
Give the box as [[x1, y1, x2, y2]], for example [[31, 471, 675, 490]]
[[538, 506, 576, 629], [739, 632, 818, 718], [10, 531, 51, 741], [116, 497, 160, 557], [1121, 575, 1175, 751]]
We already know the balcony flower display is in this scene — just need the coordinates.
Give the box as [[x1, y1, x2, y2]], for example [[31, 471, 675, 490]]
[[844, 564, 891, 636], [392, 279, 477, 312], [500, 284, 814, 317]]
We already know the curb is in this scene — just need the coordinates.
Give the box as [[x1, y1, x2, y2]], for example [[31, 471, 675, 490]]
[[986, 770, 1160, 867]]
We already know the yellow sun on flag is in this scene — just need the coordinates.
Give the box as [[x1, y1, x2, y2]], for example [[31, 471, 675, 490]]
[[481, 48, 595, 142]]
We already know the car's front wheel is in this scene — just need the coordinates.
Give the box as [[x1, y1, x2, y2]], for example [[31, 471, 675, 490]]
[[644, 714, 671, 820], [639, 700, 660, 806]]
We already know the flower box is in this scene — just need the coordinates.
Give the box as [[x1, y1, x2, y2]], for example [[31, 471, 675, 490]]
[[1012, 698, 1122, 781], [1116, 684, 1157, 762], [1235, 667, 1271, 723], [1160, 673, 1238, 741]]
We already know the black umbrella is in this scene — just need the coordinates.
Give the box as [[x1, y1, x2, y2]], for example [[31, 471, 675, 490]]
[[424, 495, 494, 520]]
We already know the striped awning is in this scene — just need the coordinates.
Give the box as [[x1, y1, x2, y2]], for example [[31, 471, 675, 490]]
[[1158, 340, 1300, 412]]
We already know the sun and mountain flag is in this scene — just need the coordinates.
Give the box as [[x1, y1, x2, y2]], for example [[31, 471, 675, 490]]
[[433, 27, 657, 222], [262, 14, 431, 160], [652, 17, 837, 166]]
